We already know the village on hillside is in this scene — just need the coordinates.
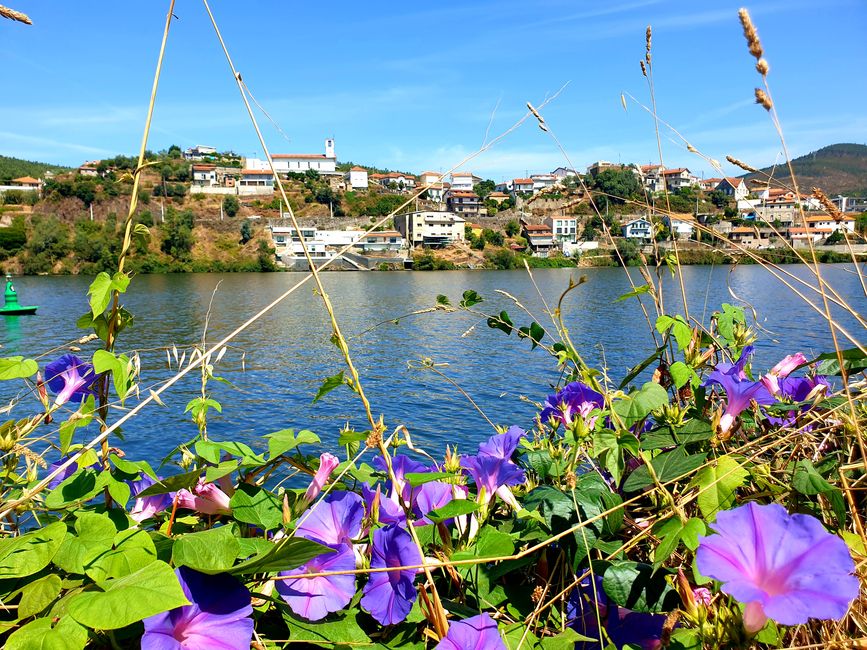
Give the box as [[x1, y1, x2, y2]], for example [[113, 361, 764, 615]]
[[1, 137, 866, 271]]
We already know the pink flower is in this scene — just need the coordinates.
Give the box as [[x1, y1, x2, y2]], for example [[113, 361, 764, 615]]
[[693, 587, 713, 606], [303, 453, 340, 503], [761, 352, 807, 396], [177, 478, 232, 516]]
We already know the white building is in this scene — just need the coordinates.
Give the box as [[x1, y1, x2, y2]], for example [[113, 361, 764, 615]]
[[803, 213, 856, 233], [661, 168, 698, 192], [269, 225, 404, 260], [531, 174, 557, 192], [345, 166, 369, 190], [663, 213, 697, 239], [545, 216, 578, 243], [551, 167, 578, 180], [622, 217, 652, 241], [396, 211, 466, 247], [183, 145, 217, 160], [511, 178, 534, 196], [238, 169, 275, 195], [191, 164, 217, 187], [640, 164, 665, 193], [246, 139, 337, 175], [449, 172, 479, 192], [715, 177, 748, 201]]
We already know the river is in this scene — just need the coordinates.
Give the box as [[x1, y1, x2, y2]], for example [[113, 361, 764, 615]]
[[1, 265, 864, 466]]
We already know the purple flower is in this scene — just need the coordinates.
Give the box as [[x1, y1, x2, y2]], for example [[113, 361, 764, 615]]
[[567, 575, 666, 650], [176, 478, 232, 516], [412, 481, 455, 524], [303, 452, 340, 504], [141, 567, 253, 650], [777, 375, 829, 403], [296, 491, 364, 545], [760, 352, 807, 396], [704, 346, 774, 434], [276, 543, 356, 621], [44, 354, 98, 406], [540, 382, 604, 428], [696, 502, 859, 632], [129, 474, 174, 523], [361, 524, 421, 625], [477, 426, 526, 459], [435, 613, 506, 649], [460, 454, 525, 509], [362, 483, 407, 527], [373, 454, 431, 505]]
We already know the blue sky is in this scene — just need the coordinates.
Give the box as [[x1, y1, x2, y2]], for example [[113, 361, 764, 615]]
[[1, 0, 865, 181]]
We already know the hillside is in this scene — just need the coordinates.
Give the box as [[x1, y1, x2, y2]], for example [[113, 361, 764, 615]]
[[0, 155, 70, 183], [743, 143, 867, 196]]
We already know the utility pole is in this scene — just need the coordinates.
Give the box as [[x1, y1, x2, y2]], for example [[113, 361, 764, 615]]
[[89, 203, 94, 221], [220, 200, 224, 221]]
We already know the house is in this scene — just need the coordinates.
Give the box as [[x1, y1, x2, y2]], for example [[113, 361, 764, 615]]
[[494, 180, 512, 193], [467, 223, 484, 238], [511, 178, 535, 196], [621, 217, 653, 242], [545, 216, 578, 243], [551, 167, 578, 180], [446, 191, 482, 217], [728, 226, 763, 248], [78, 161, 100, 177], [699, 177, 723, 192], [803, 213, 856, 233], [755, 190, 797, 226], [238, 169, 275, 195], [419, 171, 444, 186], [10, 176, 41, 190], [345, 167, 369, 190], [397, 211, 466, 247], [191, 164, 218, 188], [530, 174, 557, 192], [371, 172, 416, 190], [521, 224, 555, 256], [269, 225, 331, 261], [788, 227, 832, 247], [354, 231, 405, 253], [183, 145, 217, 160], [663, 213, 696, 239], [715, 177, 748, 201], [640, 164, 665, 192], [450, 172, 481, 192], [487, 192, 510, 204], [586, 161, 617, 177], [661, 168, 697, 192], [250, 139, 337, 174]]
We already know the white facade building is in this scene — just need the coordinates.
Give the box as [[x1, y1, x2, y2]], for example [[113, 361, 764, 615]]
[[246, 139, 337, 175], [545, 216, 578, 243], [396, 211, 466, 247], [238, 169, 275, 195], [449, 172, 477, 192], [345, 167, 369, 190], [622, 218, 652, 241], [531, 174, 557, 191]]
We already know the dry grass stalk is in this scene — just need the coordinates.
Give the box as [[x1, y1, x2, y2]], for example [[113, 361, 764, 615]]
[[645, 25, 652, 64], [726, 154, 759, 173], [755, 87, 773, 110], [756, 57, 770, 75], [812, 186, 845, 221], [640, 60, 647, 77], [0, 4, 31, 24], [738, 7, 764, 60]]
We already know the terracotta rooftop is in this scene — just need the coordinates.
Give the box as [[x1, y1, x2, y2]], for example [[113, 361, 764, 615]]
[[241, 169, 274, 175], [513, 178, 534, 184], [449, 191, 479, 198], [12, 176, 39, 184], [349, 166, 366, 172], [192, 164, 216, 171], [661, 168, 689, 175], [721, 176, 745, 187], [272, 153, 330, 159], [524, 224, 552, 231]]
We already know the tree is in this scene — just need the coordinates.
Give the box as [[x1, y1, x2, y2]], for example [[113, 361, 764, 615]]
[[161, 208, 195, 260], [167, 144, 182, 158], [505, 220, 520, 237], [471, 235, 486, 250], [857, 211, 867, 235], [240, 219, 253, 244], [474, 179, 495, 199], [593, 168, 641, 204], [708, 190, 730, 209], [482, 228, 504, 247], [223, 195, 240, 218]]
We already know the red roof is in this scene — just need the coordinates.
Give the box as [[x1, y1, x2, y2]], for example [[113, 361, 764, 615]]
[[12, 176, 39, 184], [513, 178, 533, 184], [192, 164, 215, 171], [451, 172, 473, 177], [449, 191, 478, 198], [661, 168, 688, 175], [524, 224, 551, 232], [349, 166, 366, 172], [640, 164, 664, 172], [272, 153, 330, 159], [241, 169, 274, 175], [720, 176, 744, 187]]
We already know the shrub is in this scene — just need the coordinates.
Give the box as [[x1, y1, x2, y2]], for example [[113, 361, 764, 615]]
[[223, 195, 240, 217]]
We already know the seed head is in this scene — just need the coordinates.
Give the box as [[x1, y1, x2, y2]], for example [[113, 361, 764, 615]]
[[0, 5, 32, 25], [738, 8, 764, 60], [811, 187, 844, 222], [640, 60, 647, 77], [755, 58, 769, 75], [726, 155, 759, 173], [754, 87, 773, 111]]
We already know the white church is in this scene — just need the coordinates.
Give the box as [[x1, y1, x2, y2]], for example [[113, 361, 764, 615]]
[[244, 138, 337, 174]]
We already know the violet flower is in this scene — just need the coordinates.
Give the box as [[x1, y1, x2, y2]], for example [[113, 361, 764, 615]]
[[303, 452, 340, 504], [460, 454, 525, 509], [362, 482, 406, 527], [760, 352, 807, 396], [373, 454, 431, 505], [295, 490, 364, 545], [477, 426, 526, 459], [568, 575, 667, 650], [361, 524, 421, 625], [704, 346, 774, 434], [44, 354, 98, 406], [696, 502, 859, 632], [176, 478, 232, 516], [141, 566, 253, 650], [540, 381, 604, 428], [276, 542, 356, 621], [129, 473, 174, 523], [435, 613, 506, 649], [412, 480, 455, 524]]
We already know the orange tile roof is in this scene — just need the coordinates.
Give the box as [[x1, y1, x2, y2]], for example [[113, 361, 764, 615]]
[[192, 164, 216, 171], [805, 213, 854, 222], [451, 172, 473, 177], [272, 153, 329, 159], [349, 166, 366, 171], [449, 191, 479, 198], [731, 226, 756, 234], [641, 164, 664, 171], [513, 178, 534, 184], [524, 224, 551, 231], [12, 176, 39, 184], [721, 176, 745, 187], [241, 169, 274, 175], [662, 168, 688, 175]]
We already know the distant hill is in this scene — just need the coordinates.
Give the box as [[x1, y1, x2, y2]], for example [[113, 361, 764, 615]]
[[743, 143, 867, 197], [0, 155, 70, 183]]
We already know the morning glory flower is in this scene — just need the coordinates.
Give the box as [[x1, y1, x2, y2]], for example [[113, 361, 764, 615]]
[[704, 346, 774, 434], [373, 454, 431, 504], [44, 354, 98, 406], [435, 613, 506, 649], [567, 575, 667, 650], [412, 480, 455, 524], [296, 490, 364, 545], [477, 426, 526, 459], [129, 473, 174, 522], [540, 381, 604, 428], [460, 453, 525, 509], [176, 478, 233, 516], [362, 482, 407, 527], [696, 502, 859, 632], [303, 452, 340, 504], [45, 456, 97, 490], [276, 542, 356, 621], [361, 524, 421, 625], [760, 352, 807, 396], [141, 567, 253, 650]]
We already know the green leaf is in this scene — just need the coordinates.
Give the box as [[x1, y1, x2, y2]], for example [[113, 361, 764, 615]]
[[486, 310, 514, 335], [612, 382, 669, 427], [792, 459, 835, 495], [281, 610, 372, 647], [614, 283, 651, 302], [136, 469, 202, 497], [44, 468, 108, 509], [85, 529, 157, 582], [87, 271, 129, 318], [669, 361, 698, 389], [539, 628, 593, 649], [265, 428, 320, 459], [714, 303, 745, 345], [426, 499, 480, 523], [0, 357, 38, 381], [814, 348, 867, 376], [692, 455, 748, 521], [602, 561, 679, 613], [172, 526, 241, 574], [312, 370, 345, 403], [18, 574, 63, 619], [229, 484, 283, 531], [622, 448, 707, 493], [67, 560, 189, 630], [52, 512, 118, 575], [436, 294, 451, 306], [404, 471, 455, 487], [619, 345, 666, 389], [0, 522, 66, 580], [459, 289, 483, 308], [58, 398, 95, 456], [229, 537, 330, 575], [453, 527, 514, 561], [6, 616, 88, 650]]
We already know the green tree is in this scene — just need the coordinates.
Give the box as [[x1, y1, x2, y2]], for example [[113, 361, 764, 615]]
[[505, 220, 520, 237], [240, 219, 253, 244], [471, 235, 486, 250], [167, 144, 182, 158], [708, 190, 730, 209], [593, 168, 641, 204], [161, 208, 195, 260], [474, 179, 495, 199], [223, 195, 240, 218], [482, 228, 504, 246], [486, 249, 519, 269], [856, 211, 867, 235]]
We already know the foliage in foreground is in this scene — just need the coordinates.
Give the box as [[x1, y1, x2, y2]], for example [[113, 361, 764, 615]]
[[0, 270, 864, 649]]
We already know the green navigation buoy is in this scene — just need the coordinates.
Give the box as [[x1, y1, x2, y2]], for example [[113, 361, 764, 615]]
[[1, 274, 38, 315]]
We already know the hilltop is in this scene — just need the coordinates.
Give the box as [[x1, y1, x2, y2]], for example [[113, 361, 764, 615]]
[[743, 143, 867, 196], [0, 155, 70, 183]]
